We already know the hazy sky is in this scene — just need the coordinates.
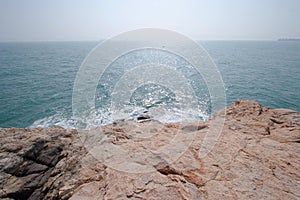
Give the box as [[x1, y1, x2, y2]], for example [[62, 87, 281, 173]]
[[0, 0, 299, 41]]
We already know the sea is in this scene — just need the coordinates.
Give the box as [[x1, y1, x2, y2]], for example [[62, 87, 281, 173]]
[[0, 41, 299, 129]]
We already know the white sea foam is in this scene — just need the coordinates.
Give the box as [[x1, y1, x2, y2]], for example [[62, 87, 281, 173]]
[[29, 103, 209, 130]]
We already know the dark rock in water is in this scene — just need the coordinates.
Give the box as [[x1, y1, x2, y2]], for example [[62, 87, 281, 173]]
[[137, 114, 151, 122], [0, 100, 299, 199]]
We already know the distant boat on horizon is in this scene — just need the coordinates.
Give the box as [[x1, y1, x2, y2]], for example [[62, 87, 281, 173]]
[[278, 38, 300, 41]]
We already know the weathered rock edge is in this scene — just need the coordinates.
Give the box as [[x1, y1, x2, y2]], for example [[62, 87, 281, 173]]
[[0, 100, 299, 199]]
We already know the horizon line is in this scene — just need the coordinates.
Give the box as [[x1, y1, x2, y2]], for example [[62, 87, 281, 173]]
[[0, 39, 285, 43]]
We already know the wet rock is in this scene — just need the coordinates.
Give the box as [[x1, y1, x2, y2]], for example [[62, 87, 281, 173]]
[[137, 114, 151, 122]]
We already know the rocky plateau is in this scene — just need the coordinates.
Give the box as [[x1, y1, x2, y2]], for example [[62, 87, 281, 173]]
[[0, 100, 299, 199]]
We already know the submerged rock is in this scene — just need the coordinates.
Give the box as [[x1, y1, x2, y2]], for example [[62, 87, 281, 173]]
[[0, 100, 299, 199]]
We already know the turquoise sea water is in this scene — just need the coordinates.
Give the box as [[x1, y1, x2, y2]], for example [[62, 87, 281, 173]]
[[0, 41, 299, 128]]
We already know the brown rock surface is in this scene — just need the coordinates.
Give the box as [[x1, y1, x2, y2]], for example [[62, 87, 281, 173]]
[[0, 100, 299, 199]]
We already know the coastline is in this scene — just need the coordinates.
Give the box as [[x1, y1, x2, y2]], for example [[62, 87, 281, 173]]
[[0, 100, 299, 199]]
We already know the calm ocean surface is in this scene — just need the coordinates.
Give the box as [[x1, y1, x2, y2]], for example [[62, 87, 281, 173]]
[[0, 41, 299, 128]]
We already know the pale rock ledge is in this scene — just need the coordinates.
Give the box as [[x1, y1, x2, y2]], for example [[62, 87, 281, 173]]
[[0, 100, 299, 200]]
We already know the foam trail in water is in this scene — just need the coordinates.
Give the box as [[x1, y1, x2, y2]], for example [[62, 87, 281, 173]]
[[29, 102, 209, 130]]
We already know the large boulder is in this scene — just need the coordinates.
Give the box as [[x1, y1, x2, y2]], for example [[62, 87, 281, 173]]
[[0, 100, 299, 199]]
